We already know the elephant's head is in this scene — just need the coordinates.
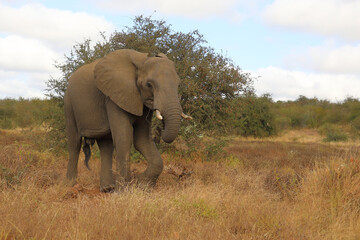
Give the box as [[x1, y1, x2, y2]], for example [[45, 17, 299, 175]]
[[94, 49, 184, 143]]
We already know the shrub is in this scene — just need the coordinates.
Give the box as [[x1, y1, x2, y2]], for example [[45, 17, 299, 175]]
[[229, 94, 276, 137], [274, 116, 291, 131], [176, 120, 203, 156], [0, 163, 25, 188], [0, 99, 15, 129], [203, 139, 227, 162], [351, 116, 360, 131], [272, 96, 332, 130], [0, 118, 13, 129], [0, 98, 55, 129], [41, 101, 67, 152], [350, 116, 360, 139], [319, 124, 348, 142]]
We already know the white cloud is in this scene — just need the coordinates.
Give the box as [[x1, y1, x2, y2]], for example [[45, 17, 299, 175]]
[[252, 66, 360, 101], [95, 0, 244, 21], [0, 2, 116, 98], [0, 35, 60, 72], [0, 70, 47, 98], [263, 0, 360, 41], [0, 3, 115, 48], [286, 43, 360, 74]]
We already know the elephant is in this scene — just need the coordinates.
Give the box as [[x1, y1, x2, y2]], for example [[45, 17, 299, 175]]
[[64, 49, 191, 192]]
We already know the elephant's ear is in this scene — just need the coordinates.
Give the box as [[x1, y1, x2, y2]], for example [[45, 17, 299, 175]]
[[94, 49, 148, 116]]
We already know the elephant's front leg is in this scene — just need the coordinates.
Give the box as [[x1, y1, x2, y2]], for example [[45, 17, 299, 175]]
[[97, 137, 115, 192], [106, 100, 135, 189], [133, 116, 163, 186]]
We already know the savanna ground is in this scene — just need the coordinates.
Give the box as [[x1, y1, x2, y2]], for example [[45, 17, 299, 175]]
[[1, 128, 360, 239]]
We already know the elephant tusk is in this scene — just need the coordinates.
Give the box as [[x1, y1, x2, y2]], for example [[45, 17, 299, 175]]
[[155, 110, 163, 120], [181, 112, 193, 120]]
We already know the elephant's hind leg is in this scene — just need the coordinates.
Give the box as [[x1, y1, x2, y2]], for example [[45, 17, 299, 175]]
[[65, 102, 82, 184], [65, 126, 82, 184], [97, 137, 115, 192]]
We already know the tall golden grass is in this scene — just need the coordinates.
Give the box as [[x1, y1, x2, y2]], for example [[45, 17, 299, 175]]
[[1, 129, 360, 239]]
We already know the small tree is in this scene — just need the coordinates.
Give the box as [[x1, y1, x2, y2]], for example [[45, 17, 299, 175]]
[[45, 15, 254, 148]]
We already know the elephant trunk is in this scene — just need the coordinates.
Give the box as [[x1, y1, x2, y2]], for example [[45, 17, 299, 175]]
[[159, 101, 182, 143]]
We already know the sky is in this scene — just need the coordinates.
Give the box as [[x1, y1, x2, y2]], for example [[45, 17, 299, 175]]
[[0, 0, 360, 102]]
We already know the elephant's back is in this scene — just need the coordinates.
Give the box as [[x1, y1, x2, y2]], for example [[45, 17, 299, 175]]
[[67, 60, 100, 86], [65, 60, 110, 137]]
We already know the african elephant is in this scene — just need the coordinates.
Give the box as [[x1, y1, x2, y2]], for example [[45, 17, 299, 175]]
[[64, 49, 190, 191]]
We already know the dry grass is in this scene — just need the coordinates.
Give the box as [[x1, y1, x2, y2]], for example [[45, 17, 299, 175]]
[[1, 129, 360, 239]]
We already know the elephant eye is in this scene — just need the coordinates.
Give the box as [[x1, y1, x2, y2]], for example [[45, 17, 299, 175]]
[[146, 82, 153, 89]]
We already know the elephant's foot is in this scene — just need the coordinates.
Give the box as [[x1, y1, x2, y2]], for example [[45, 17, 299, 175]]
[[101, 174, 158, 192], [100, 177, 115, 193], [100, 183, 115, 193], [136, 173, 158, 188], [63, 178, 78, 187]]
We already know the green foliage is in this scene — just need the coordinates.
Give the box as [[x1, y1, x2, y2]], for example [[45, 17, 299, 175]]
[[0, 163, 25, 188], [130, 147, 145, 163], [270, 96, 360, 140], [43, 102, 67, 151], [0, 98, 68, 154], [204, 139, 228, 161], [0, 99, 14, 129], [174, 197, 218, 219], [229, 94, 276, 137], [351, 116, 360, 138], [177, 121, 203, 155], [0, 98, 54, 129], [190, 199, 218, 219], [342, 97, 360, 122], [273, 96, 330, 130], [319, 124, 348, 142], [271, 96, 360, 130]]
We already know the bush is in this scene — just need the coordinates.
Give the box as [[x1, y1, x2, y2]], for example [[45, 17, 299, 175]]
[[0, 99, 14, 129], [319, 124, 348, 142], [177, 121, 203, 155], [0, 118, 13, 129], [351, 116, 360, 131], [274, 116, 291, 131], [350, 116, 360, 139], [342, 97, 360, 122], [0, 98, 54, 129], [229, 94, 276, 137], [203, 139, 227, 162], [273, 96, 329, 130], [42, 101, 67, 152]]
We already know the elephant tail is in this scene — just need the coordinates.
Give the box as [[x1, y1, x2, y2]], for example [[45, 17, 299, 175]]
[[83, 138, 95, 170]]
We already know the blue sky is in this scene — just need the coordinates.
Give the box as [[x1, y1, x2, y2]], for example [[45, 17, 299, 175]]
[[0, 0, 359, 101]]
